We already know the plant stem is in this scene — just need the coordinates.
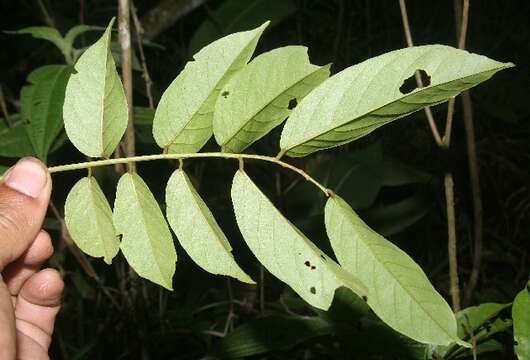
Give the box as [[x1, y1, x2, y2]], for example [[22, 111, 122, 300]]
[[398, 0, 443, 146], [399, 0, 464, 311], [0, 152, 331, 195], [0, 85, 13, 128], [130, 0, 155, 109], [118, 0, 136, 172]]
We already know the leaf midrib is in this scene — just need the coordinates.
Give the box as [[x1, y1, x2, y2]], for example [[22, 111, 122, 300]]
[[282, 61, 511, 152], [221, 64, 327, 149]]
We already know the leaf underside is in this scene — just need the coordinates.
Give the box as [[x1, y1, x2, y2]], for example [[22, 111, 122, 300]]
[[325, 195, 464, 346], [63, 17, 128, 158], [166, 169, 254, 283], [213, 45, 330, 153], [280, 45, 514, 157], [231, 170, 367, 310], [153, 22, 269, 154], [113, 173, 177, 290], [64, 177, 119, 264]]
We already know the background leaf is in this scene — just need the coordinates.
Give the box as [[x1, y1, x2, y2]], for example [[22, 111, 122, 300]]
[[113, 173, 177, 290], [6, 26, 69, 60], [64, 176, 120, 264], [231, 170, 366, 310], [214, 46, 329, 153], [325, 195, 462, 346], [0, 118, 35, 158], [513, 282, 530, 359], [165, 169, 254, 283], [212, 316, 332, 359], [189, 0, 296, 54], [63, 17, 128, 158], [280, 45, 514, 157], [0, 164, 8, 175], [20, 65, 71, 161], [152, 22, 268, 154]]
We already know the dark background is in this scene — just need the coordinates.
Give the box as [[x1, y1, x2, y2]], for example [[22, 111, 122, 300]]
[[0, 0, 529, 359]]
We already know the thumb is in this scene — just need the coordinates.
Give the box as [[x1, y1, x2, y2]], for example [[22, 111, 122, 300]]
[[0, 158, 51, 271]]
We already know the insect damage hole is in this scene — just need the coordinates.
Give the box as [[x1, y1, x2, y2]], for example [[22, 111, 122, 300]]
[[310, 286, 316, 294], [221, 91, 230, 98], [399, 69, 431, 94], [287, 98, 297, 110]]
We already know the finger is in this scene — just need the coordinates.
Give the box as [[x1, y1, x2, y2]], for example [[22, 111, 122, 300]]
[[0, 158, 51, 271], [4, 231, 54, 296], [16, 330, 49, 360], [15, 269, 63, 349], [0, 281, 16, 360]]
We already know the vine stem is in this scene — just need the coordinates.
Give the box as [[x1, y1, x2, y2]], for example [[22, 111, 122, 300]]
[[0, 153, 330, 196]]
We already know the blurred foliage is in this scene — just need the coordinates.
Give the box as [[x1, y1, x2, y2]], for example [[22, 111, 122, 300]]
[[0, 0, 528, 359]]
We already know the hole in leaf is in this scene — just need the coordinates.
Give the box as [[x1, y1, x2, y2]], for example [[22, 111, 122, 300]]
[[287, 98, 297, 110], [514, 340, 519, 346], [221, 91, 230, 98], [320, 254, 326, 261], [71, 68, 79, 75], [362, 295, 368, 302], [310, 266, 316, 270], [304, 260, 311, 267], [399, 69, 431, 94], [310, 286, 316, 294]]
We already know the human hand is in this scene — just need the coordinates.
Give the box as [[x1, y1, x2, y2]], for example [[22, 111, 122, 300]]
[[0, 158, 63, 360]]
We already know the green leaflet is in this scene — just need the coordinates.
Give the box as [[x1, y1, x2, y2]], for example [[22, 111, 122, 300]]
[[231, 170, 367, 310], [64, 177, 119, 264], [513, 282, 530, 359], [165, 169, 254, 283], [0, 121, 35, 158], [20, 65, 71, 161], [280, 45, 514, 157], [152, 22, 269, 154], [63, 18, 128, 158], [214, 46, 330, 153], [113, 173, 177, 290], [6, 26, 68, 60], [325, 195, 466, 346]]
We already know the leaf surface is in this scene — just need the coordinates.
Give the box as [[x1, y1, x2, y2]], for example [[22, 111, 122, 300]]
[[6, 27, 68, 58], [231, 170, 366, 310], [325, 195, 465, 346], [152, 22, 268, 153], [63, 18, 128, 158], [20, 65, 71, 161], [0, 120, 35, 158], [280, 45, 514, 157], [113, 173, 177, 289], [64, 177, 119, 264], [214, 46, 329, 153], [513, 282, 530, 359], [166, 169, 253, 283]]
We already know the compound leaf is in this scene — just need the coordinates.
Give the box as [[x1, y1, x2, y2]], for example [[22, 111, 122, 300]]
[[153, 22, 268, 154], [513, 282, 530, 359], [64, 177, 119, 264], [214, 46, 330, 153], [231, 170, 367, 310], [325, 195, 466, 346], [114, 173, 177, 290], [20, 65, 72, 161], [63, 17, 128, 158], [280, 45, 514, 157], [166, 169, 254, 283]]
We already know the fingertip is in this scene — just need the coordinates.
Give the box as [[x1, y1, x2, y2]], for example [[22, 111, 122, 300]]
[[21, 269, 63, 307]]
